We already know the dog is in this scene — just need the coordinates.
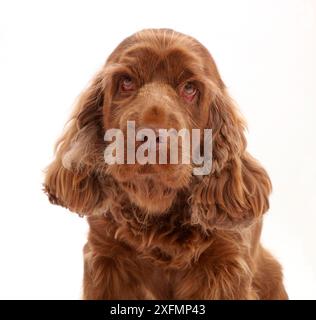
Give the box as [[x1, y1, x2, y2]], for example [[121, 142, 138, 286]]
[[44, 29, 287, 299]]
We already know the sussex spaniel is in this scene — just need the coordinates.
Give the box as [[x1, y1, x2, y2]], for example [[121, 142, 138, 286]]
[[44, 29, 288, 300]]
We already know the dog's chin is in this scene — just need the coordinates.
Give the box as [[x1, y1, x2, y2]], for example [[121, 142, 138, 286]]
[[106, 163, 192, 214], [122, 179, 177, 214]]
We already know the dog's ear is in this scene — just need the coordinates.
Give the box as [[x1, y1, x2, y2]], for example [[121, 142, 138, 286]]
[[190, 88, 272, 231], [43, 71, 108, 215]]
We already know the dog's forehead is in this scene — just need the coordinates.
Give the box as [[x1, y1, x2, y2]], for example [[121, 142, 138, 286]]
[[106, 29, 223, 87], [108, 31, 208, 78], [125, 47, 202, 79]]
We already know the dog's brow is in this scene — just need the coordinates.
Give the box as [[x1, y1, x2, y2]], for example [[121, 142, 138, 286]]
[[177, 70, 185, 82], [104, 63, 131, 77]]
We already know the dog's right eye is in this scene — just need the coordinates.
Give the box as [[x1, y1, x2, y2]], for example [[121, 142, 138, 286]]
[[179, 81, 198, 103], [120, 75, 135, 92]]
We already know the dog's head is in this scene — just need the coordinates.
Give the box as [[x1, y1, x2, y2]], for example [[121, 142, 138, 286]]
[[44, 29, 271, 230]]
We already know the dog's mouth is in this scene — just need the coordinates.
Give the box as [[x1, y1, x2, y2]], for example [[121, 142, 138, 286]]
[[120, 176, 179, 214], [104, 123, 194, 192], [137, 164, 157, 175], [137, 162, 182, 174]]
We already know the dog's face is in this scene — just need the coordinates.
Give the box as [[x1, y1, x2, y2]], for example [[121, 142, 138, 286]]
[[100, 29, 225, 212], [44, 29, 271, 228]]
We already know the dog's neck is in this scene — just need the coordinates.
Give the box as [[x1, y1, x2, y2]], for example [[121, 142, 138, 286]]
[[90, 181, 213, 268]]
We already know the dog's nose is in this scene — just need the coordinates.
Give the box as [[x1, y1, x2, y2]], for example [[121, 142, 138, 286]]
[[137, 127, 165, 144], [156, 135, 162, 144], [141, 105, 168, 128]]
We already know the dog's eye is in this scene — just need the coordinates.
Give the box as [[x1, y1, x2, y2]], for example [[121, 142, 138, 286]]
[[120, 76, 135, 91], [180, 82, 197, 102]]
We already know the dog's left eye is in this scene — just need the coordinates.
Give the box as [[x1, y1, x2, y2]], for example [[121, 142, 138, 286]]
[[120, 75, 135, 91], [180, 82, 198, 102]]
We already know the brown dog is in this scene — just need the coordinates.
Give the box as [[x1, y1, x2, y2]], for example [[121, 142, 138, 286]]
[[44, 29, 287, 299]]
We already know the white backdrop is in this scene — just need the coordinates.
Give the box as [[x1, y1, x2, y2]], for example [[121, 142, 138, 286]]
[[0, 0, 315, 299]]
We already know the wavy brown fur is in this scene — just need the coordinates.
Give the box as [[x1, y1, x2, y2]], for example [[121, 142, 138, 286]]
[[43, 29, 287, 299]]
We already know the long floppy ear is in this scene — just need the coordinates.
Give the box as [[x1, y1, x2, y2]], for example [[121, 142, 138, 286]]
[[190, 88, 272, 231], [43, 71, 109, 215]]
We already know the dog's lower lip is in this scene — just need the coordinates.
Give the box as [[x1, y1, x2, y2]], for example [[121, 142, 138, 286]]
[[138, 165, 157, 174]]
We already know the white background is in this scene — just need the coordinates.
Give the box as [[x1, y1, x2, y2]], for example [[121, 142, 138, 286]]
[[0, 0, 315, 299]]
